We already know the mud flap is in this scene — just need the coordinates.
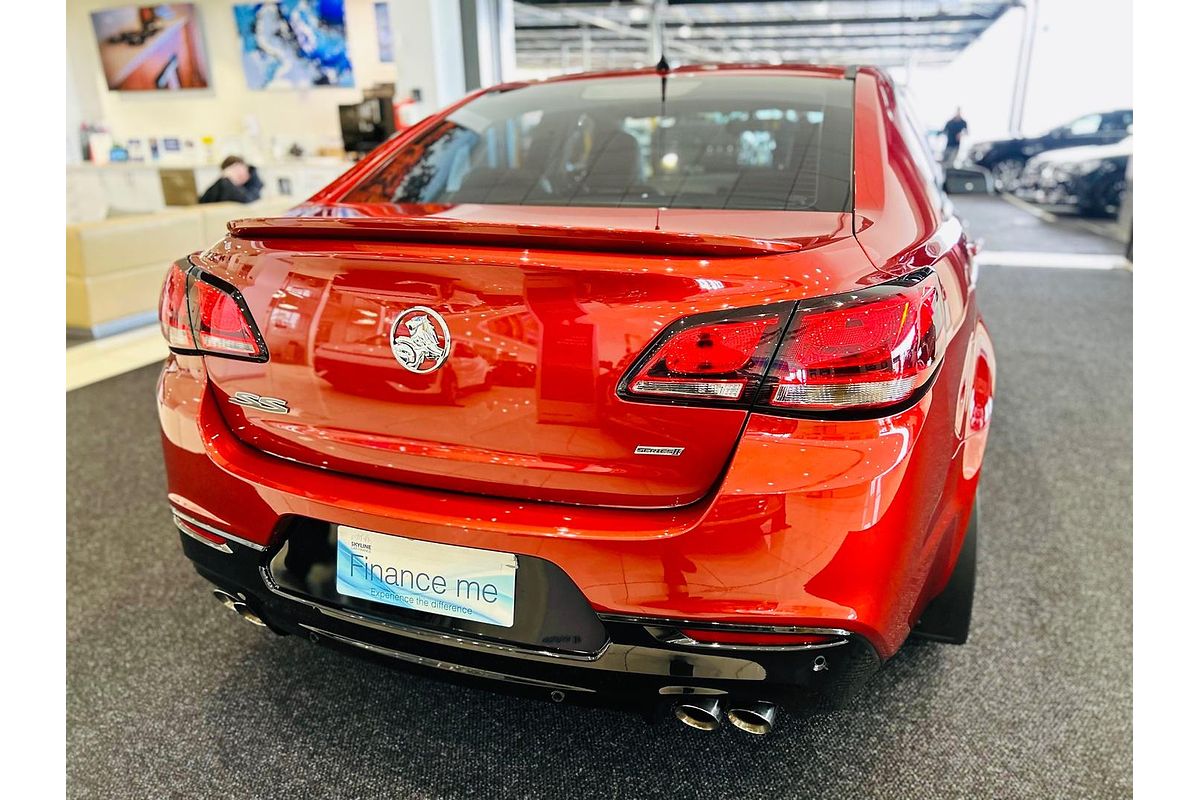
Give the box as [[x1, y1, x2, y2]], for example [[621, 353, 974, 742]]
[[912, 507, 977, 645]]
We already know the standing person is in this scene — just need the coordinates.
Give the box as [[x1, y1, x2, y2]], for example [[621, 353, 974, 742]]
[[199, 156, 263, 204], [941, 108, 968, 169]]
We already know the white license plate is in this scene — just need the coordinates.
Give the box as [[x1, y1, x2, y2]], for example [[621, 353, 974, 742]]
[[335, 526, 517, 627]]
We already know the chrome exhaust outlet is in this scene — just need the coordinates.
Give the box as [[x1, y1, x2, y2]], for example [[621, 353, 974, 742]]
[[233, 602, 267, 627], [674, 697, 724, 731], [212, 589, 240, 612], [727, 701, 778, 735], [213, 589, 267, 627]]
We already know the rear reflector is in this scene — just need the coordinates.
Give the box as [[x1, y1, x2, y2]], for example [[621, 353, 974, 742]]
[[173, 515, 233, 554], [678, 628, 843, 647], [158, 259, 267, 362]]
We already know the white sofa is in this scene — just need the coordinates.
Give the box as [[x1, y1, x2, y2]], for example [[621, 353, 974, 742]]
[[67, 198, 296, 337]]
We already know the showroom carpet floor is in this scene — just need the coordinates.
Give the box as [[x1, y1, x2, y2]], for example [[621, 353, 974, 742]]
[[67, 264, 1132, 800]]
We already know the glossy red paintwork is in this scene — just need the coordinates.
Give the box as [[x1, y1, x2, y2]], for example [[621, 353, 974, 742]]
[[226, 214, 814, 256], [159, 65, 995, 658], [196, 207, 871, 508]]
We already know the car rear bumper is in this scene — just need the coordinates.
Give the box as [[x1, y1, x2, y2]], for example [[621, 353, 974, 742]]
[[181, 529, 881, 713]]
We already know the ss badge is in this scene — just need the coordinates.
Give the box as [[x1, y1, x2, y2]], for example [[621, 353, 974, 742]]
[[229, 391, 290, 414]]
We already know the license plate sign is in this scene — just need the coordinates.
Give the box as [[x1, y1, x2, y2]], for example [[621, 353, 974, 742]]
[[335, 526, 517, 627]]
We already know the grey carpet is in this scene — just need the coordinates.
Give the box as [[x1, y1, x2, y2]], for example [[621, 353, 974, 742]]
[[66, 264, 1132, 799]]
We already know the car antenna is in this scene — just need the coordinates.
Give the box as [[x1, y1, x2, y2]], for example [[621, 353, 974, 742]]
[[655, 54, 670, 187]]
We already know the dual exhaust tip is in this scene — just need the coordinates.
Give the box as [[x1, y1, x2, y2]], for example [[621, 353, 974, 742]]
[[213, 589, 267, 628], [674, 697, 778, 735]]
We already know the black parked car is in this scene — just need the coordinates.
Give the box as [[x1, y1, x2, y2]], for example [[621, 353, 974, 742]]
[[1014, 136, 1131, 218], [968, 109, 1132, 191]]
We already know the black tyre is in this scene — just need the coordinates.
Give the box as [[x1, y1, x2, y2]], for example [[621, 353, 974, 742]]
[[911, 507, 977, 644], [1080, 174, 1125, 218]]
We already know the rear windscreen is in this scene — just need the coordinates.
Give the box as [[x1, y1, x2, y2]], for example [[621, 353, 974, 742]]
[[343, 73, 853, 212]]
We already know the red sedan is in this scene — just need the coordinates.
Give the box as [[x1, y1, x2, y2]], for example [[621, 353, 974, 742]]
[[157, 64, 995, 735]]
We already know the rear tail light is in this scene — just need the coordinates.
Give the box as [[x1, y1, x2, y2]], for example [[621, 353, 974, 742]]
[[618, 269, 946, 414], [618, 305, 791, 405], [188, 274, 264, 357], [159, 261, 194, 349], [158, 259, 267, 362], [763, 270, 947, 410]]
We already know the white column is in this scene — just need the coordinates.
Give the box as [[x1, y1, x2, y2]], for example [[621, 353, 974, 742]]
[[472, 0, 517, 87], [389, 0, 468, 116], [66, 9, 108, 163]]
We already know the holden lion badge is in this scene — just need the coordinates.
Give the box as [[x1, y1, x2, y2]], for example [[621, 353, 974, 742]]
[[390, 306, 451, 374]]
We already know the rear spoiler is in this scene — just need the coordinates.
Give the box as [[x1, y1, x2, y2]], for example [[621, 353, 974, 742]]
[[226, 216, 805, 258]]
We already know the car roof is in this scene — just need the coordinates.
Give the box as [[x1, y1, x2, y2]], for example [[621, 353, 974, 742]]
[[485, 63, 853, 94]]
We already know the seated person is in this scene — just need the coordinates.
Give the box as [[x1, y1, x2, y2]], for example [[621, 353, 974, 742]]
[[199, 156, 263, 204]]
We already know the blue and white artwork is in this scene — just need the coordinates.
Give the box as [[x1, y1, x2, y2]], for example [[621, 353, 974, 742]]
[[233, 0, 354, 89]]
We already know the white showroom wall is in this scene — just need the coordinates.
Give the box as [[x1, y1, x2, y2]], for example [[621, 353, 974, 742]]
[[902, 0, 1133, 143], [65, 0, 398, 161]]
